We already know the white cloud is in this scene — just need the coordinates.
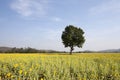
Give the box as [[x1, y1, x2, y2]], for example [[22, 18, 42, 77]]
[[51, 17, 62, 22], [89, 0, 120, 15], [10, 0, 49, 17]]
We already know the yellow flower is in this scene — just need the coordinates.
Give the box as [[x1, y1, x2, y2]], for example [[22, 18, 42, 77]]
[[40, 78, 44, 80], [79, 78, 82, 80], [14, 64, 18, 68], [29, 68, 32, 72], [0, 76, 1, 80], [36, 63, 39, 67], [106, 63, 109, 66], [83, 78, 86, 80], [100, 64, 103, 67], [34, 77, 36, 80], [24, 72, 27, 76], [6, 73, 11, 77], [114, 73, 119, 77], [11, 75, 14, 78], [18, 77, 21, 80], [19, 70, 22, 74]]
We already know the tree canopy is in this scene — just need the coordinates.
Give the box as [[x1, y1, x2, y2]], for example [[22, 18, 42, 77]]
[[61, 25, 85, 54]]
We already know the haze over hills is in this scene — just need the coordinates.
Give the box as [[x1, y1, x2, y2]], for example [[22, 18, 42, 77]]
[[0, 46, 120, 53], [99, 49, 120, 53]]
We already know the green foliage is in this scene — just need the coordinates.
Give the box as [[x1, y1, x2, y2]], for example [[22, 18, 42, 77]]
[[62, 25, 85, 54]]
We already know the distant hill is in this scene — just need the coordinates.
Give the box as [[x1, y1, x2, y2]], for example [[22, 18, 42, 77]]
[[82, 49, 120, 53], [0, 46, 120, 53], [0, 47, 12, 52], [99, 49, 120, 53]]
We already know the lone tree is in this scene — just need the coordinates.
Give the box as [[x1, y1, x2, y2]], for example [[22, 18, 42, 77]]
[[61, 25, 85, 55]]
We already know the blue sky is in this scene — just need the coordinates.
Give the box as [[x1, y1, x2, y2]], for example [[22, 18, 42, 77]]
[[0, 0, 120, 51]]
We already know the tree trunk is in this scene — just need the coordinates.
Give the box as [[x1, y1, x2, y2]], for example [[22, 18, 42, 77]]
[[70, 46, 74, 55]]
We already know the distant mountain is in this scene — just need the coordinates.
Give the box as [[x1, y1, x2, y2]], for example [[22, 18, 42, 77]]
[[79, 49, 120, 53], [99, 49, 120, 53]]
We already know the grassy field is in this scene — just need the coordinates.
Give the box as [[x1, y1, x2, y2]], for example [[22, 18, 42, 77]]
[[0, 53, 120, 80]]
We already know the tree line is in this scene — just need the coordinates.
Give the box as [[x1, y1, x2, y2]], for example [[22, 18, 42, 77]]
[[0, 47, 61, 53]]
